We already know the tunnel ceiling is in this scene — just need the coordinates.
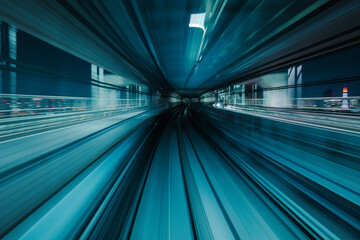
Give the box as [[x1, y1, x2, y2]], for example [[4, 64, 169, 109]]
[[0, 0, 359, 97]]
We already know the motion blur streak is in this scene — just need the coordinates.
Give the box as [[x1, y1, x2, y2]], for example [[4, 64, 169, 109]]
[[0, 105, 358, 239], [0, 0, 359, 239]]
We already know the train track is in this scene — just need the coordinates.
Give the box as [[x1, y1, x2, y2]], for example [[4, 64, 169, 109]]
[[1, 105, 359, 239]]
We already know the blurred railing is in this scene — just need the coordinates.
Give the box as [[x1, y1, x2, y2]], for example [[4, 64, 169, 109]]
[[213, 96, 360, 113], [291, 96, 360, 111], [0, 93, 168, 137], [0, 93, 151, 118]]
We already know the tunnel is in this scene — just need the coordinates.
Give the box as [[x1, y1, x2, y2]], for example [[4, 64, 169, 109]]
[[0, 1, 360, 239]]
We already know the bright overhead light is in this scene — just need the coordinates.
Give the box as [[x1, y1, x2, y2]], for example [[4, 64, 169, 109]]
[[189, 13, 206, 31]]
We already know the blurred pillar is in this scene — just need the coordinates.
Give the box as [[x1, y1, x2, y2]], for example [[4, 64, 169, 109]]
[[91, 64, 99, 109], [126, 85, 129, 107], [91, 64, 110, 109], [0, 23, 18, 110], [241, 85, 245, 106], [288, 66, 296, 107], [98, 67, 105, 107], [0, 21, 2, 94], [296, 65, 303, 107], [0, 69, 2, 94]]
